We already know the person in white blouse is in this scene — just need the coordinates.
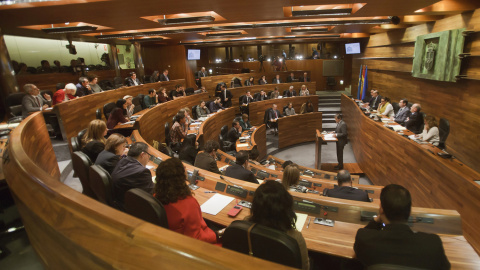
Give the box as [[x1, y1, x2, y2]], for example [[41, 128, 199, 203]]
[[299, 85, 310, 96], [378, 97, 394, 118], [418, 115, 440, 146], [285, 102, 295, 116]]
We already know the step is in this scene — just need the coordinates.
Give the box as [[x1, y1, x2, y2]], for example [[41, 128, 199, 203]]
[[323, 113, 338, 118], [322, 123, 337, 131], [323, 118, 337, 123], [318, 107, 341, 113], [319, 102, 340, 107], [318, 98, 341, 103]]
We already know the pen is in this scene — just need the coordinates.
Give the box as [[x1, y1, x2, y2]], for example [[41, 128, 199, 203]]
[[307, 217, 311, 229], [204, 191, 216, 193]]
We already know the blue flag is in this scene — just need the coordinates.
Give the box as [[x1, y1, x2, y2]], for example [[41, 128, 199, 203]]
[[357, 65, 362, 99], [361, 66, 368, 100]]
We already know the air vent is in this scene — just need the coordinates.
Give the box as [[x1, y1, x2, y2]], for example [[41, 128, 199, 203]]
[[42, 26, 97, 34], [291, 28, 328, 33], [158, 16, 215, 25], [292, 8, 352, 17], [128, 38, 164, 43], [206, 32, 243, 37]]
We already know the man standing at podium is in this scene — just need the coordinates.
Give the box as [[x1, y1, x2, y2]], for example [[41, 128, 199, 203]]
[[334, 114, 347, 170]]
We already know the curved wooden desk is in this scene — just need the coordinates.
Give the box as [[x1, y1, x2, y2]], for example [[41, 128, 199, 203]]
[[248, 96, 319, 126], [235, 125, 267, 160], [277, 112, 323, 149], [341, 94, 480, 254]]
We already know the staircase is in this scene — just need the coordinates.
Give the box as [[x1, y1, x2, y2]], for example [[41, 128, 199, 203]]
[[317, 92, 352, 132]]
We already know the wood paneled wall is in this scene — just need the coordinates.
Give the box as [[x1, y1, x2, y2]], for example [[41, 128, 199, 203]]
[[278, 112, 323, 149], [141, 45, 196, 89], [351, 9, 480, 173]]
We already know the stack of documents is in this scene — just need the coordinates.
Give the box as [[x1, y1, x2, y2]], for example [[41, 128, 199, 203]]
[[201, 194, 234, 215]]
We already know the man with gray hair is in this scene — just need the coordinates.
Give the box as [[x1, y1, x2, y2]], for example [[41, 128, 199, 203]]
[[52, 83, 77, 105], [75, 77, 92, 97], [324, 170, 370, 202], [368, 90, 382, 110], [405, 103, 423, 134], [21, 84, 52, 118]]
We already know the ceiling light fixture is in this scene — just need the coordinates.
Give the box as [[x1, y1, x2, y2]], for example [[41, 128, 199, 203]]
[[292, 8, 352, 17], [158, 16, 215, 25], [291, 27, 328, 33], [42, 25, 98, 34], [206, 32, 242, 37]]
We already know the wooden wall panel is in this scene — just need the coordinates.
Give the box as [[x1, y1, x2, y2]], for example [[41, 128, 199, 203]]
[[248, 96, 319, 126], [352, 8, 480, 173], [200, 107, 236, 143], [252, 124, 267, 160], [341, 95, 480, 254], [278, 112, 323, 149]]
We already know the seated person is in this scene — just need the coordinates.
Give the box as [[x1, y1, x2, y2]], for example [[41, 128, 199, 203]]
[[272, 74, 282, 84], [242, 180, 309, 270], [300, 72, 310, 82], [21, 84, 52, 118], [245, 76, 255, 86], [258, 75, 267, 85], [281, 164, 307, 193], [157, 87, 170, 103], [283, 86, 296, 97], [324, 170, 370, 202], [284, 102, 295, 116], [299, 85, 309, 96], [242, 91, 254, 106], [52, 83, 76, 105], [239, 114, 252, 131], [170, 113, 188, 152], [224, 151, 258, 184], [354, 184, 450, 269], [155, 158, 222, 244], [172, 84, 186, 99], [179, 107, 192, 126], [196, 100, 210, 118], [405, 103, 423, 134], [107, 99, 128, 129], [88, 74, 103, 93], [368, 90, 381, 110], [159, 69, 169, 81], [111, 142, 154, 209], [194, 140, 221, 174], [75, 77, 92, 97], [199, 86, 207, 93], [150, 71, 159, 83], [281, 160, 295, 171], [144, 89, 158, 107], [248, 147, 261, 165], [95, 133, 127, 175], [270, 87, 280, 99], [125, 72, 142, 87], [394, 98, 411, 125], [123, 95, 134, 118], [417, 115, 440, 146], [286, 72, 296, 82], [378, 97, 394, 118], [268, 104, 283, 135], [227, 120, 242, 144], [209, 97, 224, 113], [256, 90, 269, 101], [178, 134, 198, 165], [81, 119, 107, 162], [300, 100, 314, 114]]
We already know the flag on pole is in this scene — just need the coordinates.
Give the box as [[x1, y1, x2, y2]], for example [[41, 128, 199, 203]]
[[357, 65, 363, 99], [361, 66, 368, 101]]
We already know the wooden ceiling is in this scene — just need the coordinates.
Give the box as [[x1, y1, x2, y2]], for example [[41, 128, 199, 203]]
[[0, 0, 478, 46]]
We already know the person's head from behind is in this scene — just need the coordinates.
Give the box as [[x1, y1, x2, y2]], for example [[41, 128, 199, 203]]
[[306, 99, 312, 106], [116, 99, 127, 109], [41, 60, 50, 68], [379, 184, 411, 223], [411, 103, 421, 113], [105, 133, 126, 155], [241, 113, 249, 122], [249, 180, 297, 232], [235, 150, 249, 167], [175, 112, 186, 124], [282, 165, 300, 189], [154, 157, 191, 205], [337, 170, 352, 187], [204, 140, 219, 155], [127, 142, 149, 166], [249, 147, 259, 161], [182, 134, 197, 149], [84, 119, 107, 143], [282, 160, 294, 170]]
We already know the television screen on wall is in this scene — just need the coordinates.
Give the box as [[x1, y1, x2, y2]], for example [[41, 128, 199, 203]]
[[345, 43, 361, 54], [187, 49, 201, 60]]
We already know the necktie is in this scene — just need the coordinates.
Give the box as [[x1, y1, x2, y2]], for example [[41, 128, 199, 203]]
[[224, 91, 226, 99], [35, 96, 40, 107], [274, 111, 277, 118]]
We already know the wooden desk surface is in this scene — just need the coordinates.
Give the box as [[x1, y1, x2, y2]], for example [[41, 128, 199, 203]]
[[235, 125, 267, 160]]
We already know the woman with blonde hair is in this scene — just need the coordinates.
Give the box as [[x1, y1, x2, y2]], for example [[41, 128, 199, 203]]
[[282, 164, 304, 192], [81, 119, 107, 162], [95, 133, 127, 174]]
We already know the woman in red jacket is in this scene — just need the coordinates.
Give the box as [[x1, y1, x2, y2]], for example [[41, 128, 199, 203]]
[[154, 158, 221, 244]]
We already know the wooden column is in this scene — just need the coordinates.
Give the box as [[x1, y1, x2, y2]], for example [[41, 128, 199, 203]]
[[109, 44, 121, 77], [0, 27, 19, 119], [133, 42, 145, 80]]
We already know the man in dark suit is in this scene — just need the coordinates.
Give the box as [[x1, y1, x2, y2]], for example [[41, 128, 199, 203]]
[[224, 151, 259, 184], [258, 75, 267, 85], [334, 114, 347, 170], [21, 84, 52, 118], [194, 140, 222, 174], [354, 184, 450, 269], [159, 69, 169, 81], [286, 72, 296, 82], [405, 103, 423, 134], [268, 104, 283, 135], [218, 84, 232, 108], [325, 170, 370, 202], [75, 77, 93, 97], [125, 72, 142, 87], [300, 72, 310, 82], [283, 86, 297, 97], [256, 90, 268, 101], [227, 120, 242, 144], [209, 97, 224, 113], [196, 67, 207, 78], [241, 91, 254, 114], [111, 142, 154, 209], [394, 98, 411, 125], [272, 74, 282, 84], [368, 90, 381, 110]]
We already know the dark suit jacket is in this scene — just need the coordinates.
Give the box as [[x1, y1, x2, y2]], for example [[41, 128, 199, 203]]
[[159, 73, 170, 81], [325, 186, 370, 202], [354, 222, 450, 270], [369, 95, 382, 110], [21, 94, 52, 118], [242, 95, 254, 105], [258, 79, 267, 85], [95, 150, 121, 175], [209, 102, 224, 113], [227, 127, 241, 144], [81, 140, 105, 163], [179, 145, 198, 165], [283, 90, 297, 97], [75, 83, 92, 97], [405, 112, 423, 134], [194, 152, 221, 174], [218, 90, 233, 108], [111, 156, 154, 206], [244, 80, 254, 86], [286, 76, 295, 82], [256, 94, 269, 101], [394, 107, 411, 125], [268, 109, 282, 121], [335, 120, 348, 146], [196, 71, 207, 78], [125, 77, 141, 87], [225, 164, 259, 184], [300, 76, 310, 82], [272, 78, 282, 84]]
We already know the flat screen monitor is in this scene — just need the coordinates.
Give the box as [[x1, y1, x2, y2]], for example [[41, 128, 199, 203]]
[[345, 43, 361, 54], [187, 49, 201, 60]]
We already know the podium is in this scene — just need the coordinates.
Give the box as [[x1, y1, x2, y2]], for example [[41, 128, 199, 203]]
[[315, 130, 337, 170]]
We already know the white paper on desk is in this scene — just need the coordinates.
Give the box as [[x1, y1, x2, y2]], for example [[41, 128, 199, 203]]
[[239, 136, 249, 140], [201, 193, 234, 215], [408, 135, 416, 140], [237, 143, 249, 147], [390, 125, 406, 131], [219, 165, 229, 172], [323, 134, 337, 141], [146, 165, 155, 170], [151, 176, 157, 184], [295, 213, 308, 232], [120, 121, 135, 125], [44, 107, 53, 111], [268, 164, 276, 170]]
